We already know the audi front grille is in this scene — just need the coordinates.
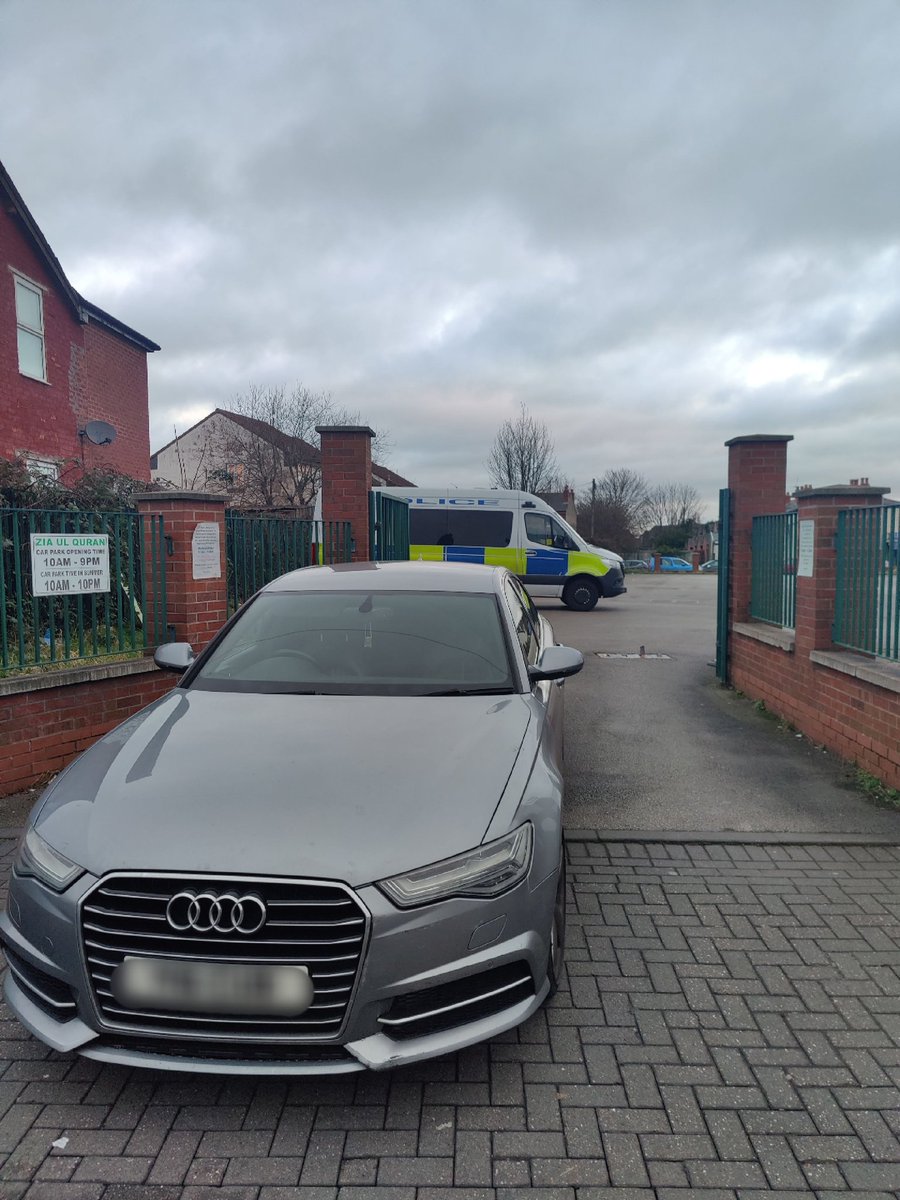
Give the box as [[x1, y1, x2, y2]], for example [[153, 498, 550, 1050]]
[[80, 873, 369, 1041]]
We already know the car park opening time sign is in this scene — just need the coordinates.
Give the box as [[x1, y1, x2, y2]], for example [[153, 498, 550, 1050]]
[[30, 534, 110, 595]]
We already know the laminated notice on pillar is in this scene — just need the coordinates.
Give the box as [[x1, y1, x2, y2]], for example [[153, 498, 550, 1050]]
[[797, 519, 814, 577], [191, 522, 221, 580], [30, 534, 110, 595]]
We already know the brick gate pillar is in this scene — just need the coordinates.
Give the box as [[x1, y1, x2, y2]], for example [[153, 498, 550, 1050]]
[[792, 484, 889, 658], [134, 491, 228, 652], [316, 425, 375, 562], [725, 435, 793, 627]]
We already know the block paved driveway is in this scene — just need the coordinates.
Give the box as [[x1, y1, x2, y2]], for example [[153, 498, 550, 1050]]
[[2, 831, 900, 1199]]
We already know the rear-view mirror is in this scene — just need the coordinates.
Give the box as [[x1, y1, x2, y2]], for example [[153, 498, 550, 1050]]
[[153, 642, 195, 673], [528, 644, 584, 683]]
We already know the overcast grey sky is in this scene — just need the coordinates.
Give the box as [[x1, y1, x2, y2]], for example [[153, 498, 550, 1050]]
[[3, 0, 899, 516]]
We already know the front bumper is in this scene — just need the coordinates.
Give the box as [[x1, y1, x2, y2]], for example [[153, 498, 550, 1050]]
[[1, 859, 556, 1074], [600, 566, 627, 598]]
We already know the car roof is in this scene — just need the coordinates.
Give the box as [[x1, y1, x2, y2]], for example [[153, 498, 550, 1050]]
[[263, 560, 510, 595]]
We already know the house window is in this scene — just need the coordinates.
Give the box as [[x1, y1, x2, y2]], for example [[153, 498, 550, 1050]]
[[26, 457, 59, 480], [14, 276, 47, 381]]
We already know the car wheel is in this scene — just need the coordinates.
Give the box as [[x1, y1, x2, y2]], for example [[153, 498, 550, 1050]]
[[563, 577, 599, 611], [546, 850, 567, 998]]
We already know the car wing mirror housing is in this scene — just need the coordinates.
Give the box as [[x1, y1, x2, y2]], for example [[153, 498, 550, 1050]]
[[528, 644, 584, 683], [153, 642, 195, 673]]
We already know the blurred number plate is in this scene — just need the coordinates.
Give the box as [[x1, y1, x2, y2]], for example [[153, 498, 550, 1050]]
[[111, 957, 314, 1016]]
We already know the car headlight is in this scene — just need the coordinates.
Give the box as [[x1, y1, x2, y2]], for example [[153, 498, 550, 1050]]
[[378, 824, 533, 908], [15, 827, 84, 891]]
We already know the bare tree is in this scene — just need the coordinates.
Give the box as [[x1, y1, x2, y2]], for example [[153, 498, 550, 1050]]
[[578, 468, 649, 544], [486, 403, 559, 493], [208, 384, 365, 510], [644, 482, 702, 529]]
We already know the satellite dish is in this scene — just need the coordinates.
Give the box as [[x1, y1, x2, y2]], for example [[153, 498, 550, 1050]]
[[80, 420, 117, 446]]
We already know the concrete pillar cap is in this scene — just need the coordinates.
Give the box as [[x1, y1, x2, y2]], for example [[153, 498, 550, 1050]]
[[316, 425, 376, 437], [724, 434, 794, 446], [133, 490, 226, 503]]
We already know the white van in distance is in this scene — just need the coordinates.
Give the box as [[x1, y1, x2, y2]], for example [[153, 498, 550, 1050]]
[[375, 487, 626, 611]]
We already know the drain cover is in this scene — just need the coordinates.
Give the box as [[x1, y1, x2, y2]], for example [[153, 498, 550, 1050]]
[[595, 651, 671, 659]]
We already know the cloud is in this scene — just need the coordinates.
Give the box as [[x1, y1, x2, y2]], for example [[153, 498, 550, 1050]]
[[2, 0, 900, 518]]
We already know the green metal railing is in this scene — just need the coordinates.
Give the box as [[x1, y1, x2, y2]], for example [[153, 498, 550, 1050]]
[[834, 504, 900, 660], [225, 513, 353, 610], [715, 487, 731, 682], [1, 508, 168, 676], [750, 511, 798, 628], [369, 492, 410, 562]]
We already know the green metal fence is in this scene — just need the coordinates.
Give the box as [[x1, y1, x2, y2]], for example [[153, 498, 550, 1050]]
[[750, 511, 798, 628], [368, 491, 410, 562], [834, 504, 900, 660], [1, 508, 168, 676], [715, 487, 731, 682], [225, 513, 353, 610]]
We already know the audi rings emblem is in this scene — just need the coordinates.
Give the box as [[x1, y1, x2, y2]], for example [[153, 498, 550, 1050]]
[[165, 890, 267, 935]]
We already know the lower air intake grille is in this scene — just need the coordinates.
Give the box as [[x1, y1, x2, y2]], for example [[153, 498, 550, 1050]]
[[3, 945, 77, 1020], [80, 873, 368, 1041], [380, 960, 534, 1040]]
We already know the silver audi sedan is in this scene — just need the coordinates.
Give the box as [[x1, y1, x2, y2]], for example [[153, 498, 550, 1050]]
[[2, 561, 583, 1074]]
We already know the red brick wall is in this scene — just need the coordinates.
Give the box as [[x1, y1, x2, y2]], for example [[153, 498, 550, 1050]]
[[135, 494, 228, 651], [0, 666, 176, 797], [731, 633, 900, 790], [79, 322, 151, 480], [318, 427, 374, 561], [724, 436, 900, 791], [0, 205, 151, 481]]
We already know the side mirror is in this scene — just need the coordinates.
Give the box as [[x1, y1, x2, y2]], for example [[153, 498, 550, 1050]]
[[153, 642, 195, 673], [527, 644, 584, 683]]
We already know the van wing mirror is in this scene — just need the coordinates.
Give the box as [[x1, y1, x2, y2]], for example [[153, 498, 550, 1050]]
[[153, 642, 195, 673], [527, 644, 584, 682]]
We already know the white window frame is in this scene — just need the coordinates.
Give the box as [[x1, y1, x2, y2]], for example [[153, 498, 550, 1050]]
[[13, 272, 47, 382], [25, 456, 59, 481]]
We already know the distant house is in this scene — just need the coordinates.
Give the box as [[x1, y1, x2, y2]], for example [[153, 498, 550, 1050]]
[[537, 486, 578, 530], [151, 408, 413, 510], [0, 160, 159, 482]]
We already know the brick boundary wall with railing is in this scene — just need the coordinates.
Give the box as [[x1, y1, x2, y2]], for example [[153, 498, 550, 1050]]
[[726, 435, 900, 791], [0, 426, 374, 798]]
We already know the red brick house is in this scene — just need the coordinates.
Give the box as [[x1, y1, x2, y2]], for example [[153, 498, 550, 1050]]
[[1, 160, 159, 483]]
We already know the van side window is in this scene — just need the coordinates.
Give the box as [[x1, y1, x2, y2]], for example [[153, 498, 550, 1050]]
[[524, 512, 577, 551], [410, 510, 450, 545], [447, 509, 513, 548], [411, 508, 514, 548], [504, 580, 540, 666]]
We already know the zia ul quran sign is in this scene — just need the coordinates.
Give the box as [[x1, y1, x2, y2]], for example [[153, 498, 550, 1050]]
[[30, 534, 111, 596]]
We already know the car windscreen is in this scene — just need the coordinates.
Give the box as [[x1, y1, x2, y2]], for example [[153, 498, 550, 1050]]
[[189, 590, 516, 695]]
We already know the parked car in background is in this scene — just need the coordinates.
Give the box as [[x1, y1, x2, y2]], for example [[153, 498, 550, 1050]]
[[656, 556, 694, 573], [2, 561, 582, 1075], [623, 559, 651, 571], [699, 560, 718, 573]]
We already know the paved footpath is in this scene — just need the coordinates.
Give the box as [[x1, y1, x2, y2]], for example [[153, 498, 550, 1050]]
[[2, 832, 900, 1199]]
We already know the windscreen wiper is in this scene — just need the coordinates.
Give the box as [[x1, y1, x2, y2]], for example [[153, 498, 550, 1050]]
[[423, 686, 514, 696]]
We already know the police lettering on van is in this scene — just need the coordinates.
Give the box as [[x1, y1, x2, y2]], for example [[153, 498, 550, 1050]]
[[375, 488, 626, 611]]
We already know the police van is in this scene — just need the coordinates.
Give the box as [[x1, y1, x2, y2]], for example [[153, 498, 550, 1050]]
[[375, 487, 626, 611]]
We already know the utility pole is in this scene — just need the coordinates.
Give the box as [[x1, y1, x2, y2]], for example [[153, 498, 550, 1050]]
[[590, 477, 597, 542]]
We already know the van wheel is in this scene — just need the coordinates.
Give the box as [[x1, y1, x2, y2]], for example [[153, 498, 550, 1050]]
[[563, 577, 599, 611]]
